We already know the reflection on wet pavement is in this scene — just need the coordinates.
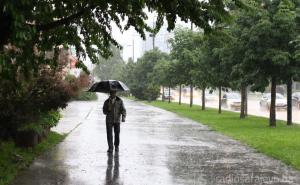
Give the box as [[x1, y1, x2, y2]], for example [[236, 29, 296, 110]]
[[12, 94, 300, 185], [105, 153, 122, 185]]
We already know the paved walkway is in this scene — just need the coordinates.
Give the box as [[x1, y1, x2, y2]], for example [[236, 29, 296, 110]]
[[12, 94, 300, 185]]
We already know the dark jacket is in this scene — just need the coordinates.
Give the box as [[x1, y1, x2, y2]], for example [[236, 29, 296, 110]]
[[103, 96, 126, 123]]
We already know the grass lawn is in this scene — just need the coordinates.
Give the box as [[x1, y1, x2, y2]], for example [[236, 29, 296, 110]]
[[141, 100, 300, 171], [0, 132, 65, 185]]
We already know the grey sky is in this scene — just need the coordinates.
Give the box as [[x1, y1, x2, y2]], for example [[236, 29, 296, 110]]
[[112, 13, 191, 62], [84, 14, 191, 70]]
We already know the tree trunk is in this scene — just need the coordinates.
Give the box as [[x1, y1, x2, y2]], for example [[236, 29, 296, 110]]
[[287, 78, 293, 126], [190, 85, 193, 107], [269, 77, 276, 127], [240, 86, 246, 119], [168, 86, 171, 103], [179, 85, 182, 105], [245, 87, 248, 117], [202, 88, 206, 110], [218, 86, 222, 114], [162, 86, 165, 102]]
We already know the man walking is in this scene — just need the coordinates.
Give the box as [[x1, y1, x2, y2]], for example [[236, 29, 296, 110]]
[[103, 90, 126, 153]]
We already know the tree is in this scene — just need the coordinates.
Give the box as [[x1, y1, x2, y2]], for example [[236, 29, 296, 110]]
[[238, 0, 300, 127], [0, 0, 241, 81], [201, 30, 231, 114], [93, 46, 125, 81], [190, 38, 211, 110], [218, 7, 256, 119], [119, 57, 136, 94], [169, 28, 202, 107], [171, 60, 185, 105], [152, 59, 177, 103], [123, 48, 169, 100]]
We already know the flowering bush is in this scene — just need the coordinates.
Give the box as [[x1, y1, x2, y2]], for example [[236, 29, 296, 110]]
[[0, 67, 72, 140]]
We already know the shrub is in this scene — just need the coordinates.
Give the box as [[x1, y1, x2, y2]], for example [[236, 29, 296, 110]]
[[0, 48, 72, 142], [130, 83, 160, 101], [29, 69, 72, 112], [0, 68, 71, 140], [143, 84, 160, 101], [78, 72, 90, 89], [64, 74, 81, 98], [72, 91, 98, 101], [18, 111, 61, 134]]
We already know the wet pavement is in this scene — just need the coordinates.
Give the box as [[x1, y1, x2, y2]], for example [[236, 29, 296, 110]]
[[12, 94, 300, 185]]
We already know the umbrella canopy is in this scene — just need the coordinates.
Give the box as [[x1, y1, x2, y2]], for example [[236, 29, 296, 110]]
[[88, 80, 129, 93]]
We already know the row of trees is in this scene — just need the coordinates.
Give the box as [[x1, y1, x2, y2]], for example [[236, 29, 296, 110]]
[[1, 0, 242, 146], [122, 0, 300, 127]]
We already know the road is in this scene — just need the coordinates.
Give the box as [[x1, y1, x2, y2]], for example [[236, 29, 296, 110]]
[[12, 94, 300, 185], [171, 91, 300, 124]]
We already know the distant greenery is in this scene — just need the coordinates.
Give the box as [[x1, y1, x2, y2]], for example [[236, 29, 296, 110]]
[[145, 100, 300, 171], [122, 0, 300, 127], [0, 132, 65, 185], [72, 91, 98, 101], [121, 48, 169, 101], [93, 46, 125, 81]]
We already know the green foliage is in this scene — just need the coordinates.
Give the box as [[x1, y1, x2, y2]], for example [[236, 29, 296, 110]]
[[122, 48, 169, 100], [143, 84, 161, 101], [151, 59, 177, 88], [169, 28, 203, 86], [0, 132, 65, 185], [72, 91, 98, 101], [18, 111, 61, 134], [93, 46, 125, 81], [146, 100, 300, 171], [0, 64, 72, 139], [202, 29, 232, 90], [0, 0, 240, 81], [235, 0, 300, 89]]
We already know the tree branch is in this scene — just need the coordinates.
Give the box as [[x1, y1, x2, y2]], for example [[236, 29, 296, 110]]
[[35, 6, 94, 31]]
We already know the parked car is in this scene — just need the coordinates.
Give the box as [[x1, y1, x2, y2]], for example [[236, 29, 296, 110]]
[[292, 92, 300, 109], [221, 92, 241, 110], [205, 91, 216, 102], [259, 93, 287, 110], [162, 89, 174, 100]]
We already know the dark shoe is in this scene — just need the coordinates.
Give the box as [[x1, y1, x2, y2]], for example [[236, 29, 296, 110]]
[[107, 148, 113, 153], [115, 147, 119, 152]]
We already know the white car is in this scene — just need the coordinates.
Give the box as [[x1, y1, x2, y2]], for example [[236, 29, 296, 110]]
[[205, 92, 216, 102], [221, 92, 241, 110], [260, 93, 287, 110]]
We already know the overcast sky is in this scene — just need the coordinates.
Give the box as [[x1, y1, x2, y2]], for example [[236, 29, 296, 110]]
[[112, 12, 191, 62], [85, 13, 191, 70]]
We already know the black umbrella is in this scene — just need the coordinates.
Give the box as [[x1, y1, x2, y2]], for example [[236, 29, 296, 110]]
[[88, 80, 129, 93]]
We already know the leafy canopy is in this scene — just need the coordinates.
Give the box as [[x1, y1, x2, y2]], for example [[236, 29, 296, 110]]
[[0, 0, 242, 79]]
